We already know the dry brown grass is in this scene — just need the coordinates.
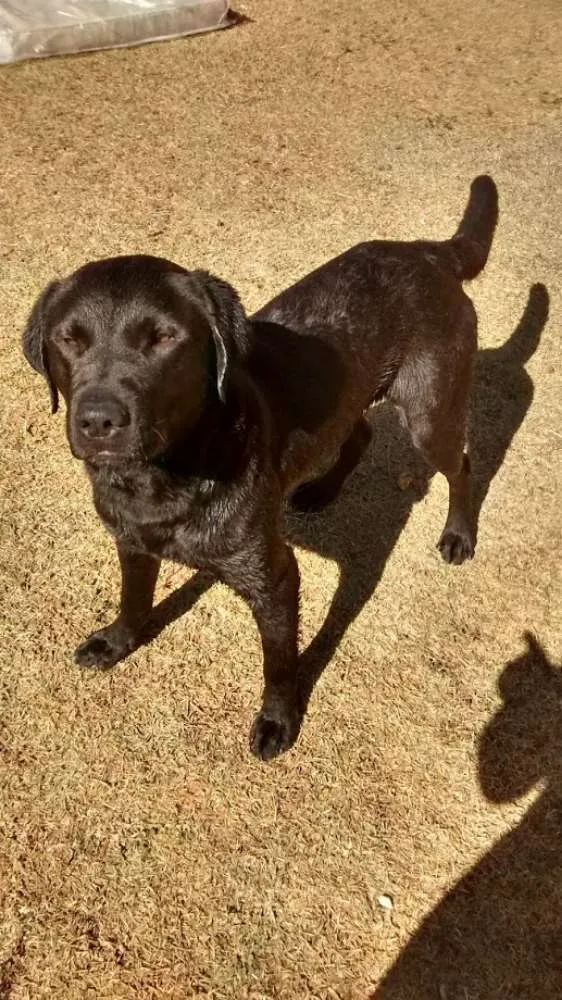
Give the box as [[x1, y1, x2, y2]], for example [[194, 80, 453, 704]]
[[1, 1, 561, 997]]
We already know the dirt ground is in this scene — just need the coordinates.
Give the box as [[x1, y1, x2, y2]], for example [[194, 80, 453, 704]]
[[1, 1, 561, 997]]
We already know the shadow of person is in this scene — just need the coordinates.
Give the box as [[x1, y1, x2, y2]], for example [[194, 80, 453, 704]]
[[144, 285, 549, 717], [370, 632, 562, 999]]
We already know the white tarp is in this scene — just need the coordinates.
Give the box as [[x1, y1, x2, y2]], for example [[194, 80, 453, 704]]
[[0, 0, 231, 64]]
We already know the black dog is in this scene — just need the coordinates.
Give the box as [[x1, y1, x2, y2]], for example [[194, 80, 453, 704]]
[[22, 176, 498, 760]]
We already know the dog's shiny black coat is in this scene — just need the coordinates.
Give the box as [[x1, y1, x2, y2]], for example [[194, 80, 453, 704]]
[[22, 176, 498, 760]]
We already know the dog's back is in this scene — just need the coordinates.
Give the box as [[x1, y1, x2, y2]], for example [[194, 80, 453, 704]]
[[252, 177, 497, 377], [249, 177, 498, 492]]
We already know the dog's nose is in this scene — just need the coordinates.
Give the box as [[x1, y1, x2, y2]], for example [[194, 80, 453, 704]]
[[76, 391, 130, 440]]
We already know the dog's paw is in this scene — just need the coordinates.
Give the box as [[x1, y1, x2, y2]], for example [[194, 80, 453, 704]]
[[438, 529, 475, 565], [249, 705, 301, 761], [74, 624, 136, 669], [291, 480, 336, 513]]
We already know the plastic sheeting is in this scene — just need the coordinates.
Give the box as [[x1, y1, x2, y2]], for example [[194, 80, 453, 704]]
[[0, 0, 231, 64]]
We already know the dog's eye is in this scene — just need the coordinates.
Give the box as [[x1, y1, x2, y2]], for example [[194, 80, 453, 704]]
[[55, 327, 86, 355], [135, 320, 180, 353], [151, 329, 178, 349]]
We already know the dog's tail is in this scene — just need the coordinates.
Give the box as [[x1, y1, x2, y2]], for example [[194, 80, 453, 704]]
[[445, 175, 499, 281]]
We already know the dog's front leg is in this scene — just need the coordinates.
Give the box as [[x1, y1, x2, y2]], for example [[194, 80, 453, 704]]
[[221, 539, 301, 761], [75, 542, 160, 669]]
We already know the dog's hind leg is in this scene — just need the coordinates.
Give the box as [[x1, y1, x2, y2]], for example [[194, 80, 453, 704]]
[[392, 336, 475, 565], [411, 404, 474, 564], [291, 417, 372, 512], [427, 436, 473, 565]]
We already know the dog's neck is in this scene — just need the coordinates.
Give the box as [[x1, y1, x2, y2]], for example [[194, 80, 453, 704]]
[[156, 389, 254, 482]]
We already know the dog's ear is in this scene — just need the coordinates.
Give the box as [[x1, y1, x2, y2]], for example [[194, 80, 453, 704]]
[[210, 319, 230, 403], [171, 270, 250, 402], [22, 281, 60, 414]]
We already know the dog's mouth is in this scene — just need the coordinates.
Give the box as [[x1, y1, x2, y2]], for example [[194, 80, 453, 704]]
[[87, 450, 128, 465], [77, 444, 144, 468], [69, 418, 173, 469], [69, 425, 149, 467]]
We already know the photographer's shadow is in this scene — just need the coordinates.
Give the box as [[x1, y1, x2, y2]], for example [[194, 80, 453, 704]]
[[147, 284, 549, 713], [371, 632, 562, 999]]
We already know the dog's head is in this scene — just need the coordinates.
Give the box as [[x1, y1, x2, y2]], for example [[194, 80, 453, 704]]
[[22, 255, 249, 466]]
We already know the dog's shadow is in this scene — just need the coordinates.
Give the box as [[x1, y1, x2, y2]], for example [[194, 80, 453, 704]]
[[147, 284, 549, 711], [370, 632, 562, 999]]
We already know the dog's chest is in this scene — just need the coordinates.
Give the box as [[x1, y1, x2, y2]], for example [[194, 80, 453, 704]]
[[123, 515, 216, 566], [95, 474, 236, 568]]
